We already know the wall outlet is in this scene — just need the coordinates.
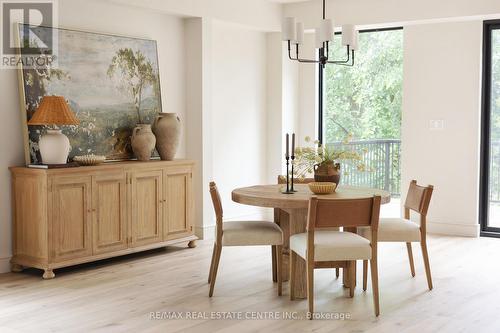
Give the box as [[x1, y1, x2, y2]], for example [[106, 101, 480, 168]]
[[429, 119, 444, 130]]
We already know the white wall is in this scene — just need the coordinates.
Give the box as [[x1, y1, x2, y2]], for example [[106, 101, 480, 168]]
[[402, 21, 482, 236], [266, 33, 284, 184], [0, 0, 187, 272], [297, 33, 318, 145], [184, 17, 214, 239], [211, 20, 269, 221]]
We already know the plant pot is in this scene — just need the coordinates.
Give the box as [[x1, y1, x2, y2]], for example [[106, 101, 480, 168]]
[[131, 124, 156, 161], [314, 161, 341, 184], [152, 112, 181, 161]]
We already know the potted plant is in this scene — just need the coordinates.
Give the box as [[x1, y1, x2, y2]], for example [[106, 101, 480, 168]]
[[293, 136, 367, 184]]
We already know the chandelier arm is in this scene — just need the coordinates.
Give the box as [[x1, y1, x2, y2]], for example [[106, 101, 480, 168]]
[[291, 41, 320, 63], [326, 46, 352, 64], [332, 50, 355, 66], [287, 40, 298, 61], [297, 58, 320, 64]]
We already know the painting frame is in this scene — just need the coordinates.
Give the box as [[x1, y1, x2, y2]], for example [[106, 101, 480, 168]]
[[16, 23, 163, 164]]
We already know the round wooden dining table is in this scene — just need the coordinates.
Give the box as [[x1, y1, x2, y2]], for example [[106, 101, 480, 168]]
[[232, 184, 391, 299]]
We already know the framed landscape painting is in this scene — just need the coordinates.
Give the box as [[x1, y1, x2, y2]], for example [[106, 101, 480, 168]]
[[17, 24, 162, 164]]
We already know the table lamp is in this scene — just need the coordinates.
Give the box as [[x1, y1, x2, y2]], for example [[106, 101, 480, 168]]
[[27, 96, 80, 164]]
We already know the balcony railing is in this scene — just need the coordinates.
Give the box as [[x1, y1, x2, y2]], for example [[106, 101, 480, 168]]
[[329, 139, 401, 196], [326, 139, 500, 201]]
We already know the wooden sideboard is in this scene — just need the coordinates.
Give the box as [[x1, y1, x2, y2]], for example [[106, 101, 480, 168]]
[[9, 160, 197, 279]]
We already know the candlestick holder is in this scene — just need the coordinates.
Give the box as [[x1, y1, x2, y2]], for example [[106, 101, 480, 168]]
[[290, 155, 297, 192], [281, 156, 294, 194]]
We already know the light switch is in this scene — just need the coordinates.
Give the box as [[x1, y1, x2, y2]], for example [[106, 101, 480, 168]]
[[429, 119, 444, 130]]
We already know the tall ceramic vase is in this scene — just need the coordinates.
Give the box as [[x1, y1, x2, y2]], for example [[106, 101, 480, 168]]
[[152, 112, 181, 161], [131, 124, 156, 161]]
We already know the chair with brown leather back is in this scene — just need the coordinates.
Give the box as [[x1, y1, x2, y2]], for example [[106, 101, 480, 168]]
[[290, 195, 382, 317], [208, 182, 284, 297], [359, 180, 434, 291], [273, 176, 340, 282]]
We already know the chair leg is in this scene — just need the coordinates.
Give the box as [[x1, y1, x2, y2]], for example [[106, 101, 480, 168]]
[[307, 258, 314, 319], [276, 245, 283, 296], [370, 257, 380, 317], [349, 261, 356, 297], [342, 267, 348, 288], [290, 250, 296, 300], [335, 268, 339, 279], [209, 245, 222, 297], [208, 243, 216, 283], [271, 245, 277, 282], [406, 242, 416, 277], [421, 240, 433, 290], [363, 260, 368, 291]]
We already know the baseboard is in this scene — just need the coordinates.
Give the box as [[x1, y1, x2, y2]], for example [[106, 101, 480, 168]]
[[195, 225, 215, 240], [427, 220, 479, 237], [0, 256, 11, 274]]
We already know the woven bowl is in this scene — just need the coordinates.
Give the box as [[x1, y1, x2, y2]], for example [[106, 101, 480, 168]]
[[73, 154, 106, 166], [308, 182, 337, 195]]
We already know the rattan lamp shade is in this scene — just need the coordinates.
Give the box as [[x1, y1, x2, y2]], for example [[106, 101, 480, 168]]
[[27, 96, 80, 126]]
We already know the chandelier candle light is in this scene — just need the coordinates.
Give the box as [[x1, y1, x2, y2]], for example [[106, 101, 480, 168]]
[[283, 133, 296, 194], [282, 0, 359, 68]]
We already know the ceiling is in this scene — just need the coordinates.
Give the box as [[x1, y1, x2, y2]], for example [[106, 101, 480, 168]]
[[266, 0, 312, 3]]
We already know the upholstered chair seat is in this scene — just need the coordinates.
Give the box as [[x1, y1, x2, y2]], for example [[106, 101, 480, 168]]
[[222, 221, 283, 246], [290, 231, 371, 261], [358, 218, 421, 242]]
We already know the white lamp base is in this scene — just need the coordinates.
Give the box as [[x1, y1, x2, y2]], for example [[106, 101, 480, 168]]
[[39, 129, 70, 164]]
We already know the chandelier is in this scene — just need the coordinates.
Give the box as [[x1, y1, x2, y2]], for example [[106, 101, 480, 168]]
[[282, 0, 358, 68]]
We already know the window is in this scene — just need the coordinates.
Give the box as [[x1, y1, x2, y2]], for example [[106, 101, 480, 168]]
[[319, 28, 403, 196], [480, 20, 500, 237]]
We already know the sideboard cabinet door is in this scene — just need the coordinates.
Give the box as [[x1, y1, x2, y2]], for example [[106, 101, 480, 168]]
[[164, 172, 193, 240], [51, 176, 92, 262], [92, 173, 128, 255], [130, 170, 163, 247]]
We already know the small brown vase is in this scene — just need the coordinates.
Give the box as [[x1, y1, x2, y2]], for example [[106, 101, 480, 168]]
[[314, 161, 341, 184], [131, 124, 156, 161], [152, 113, 181, 161]]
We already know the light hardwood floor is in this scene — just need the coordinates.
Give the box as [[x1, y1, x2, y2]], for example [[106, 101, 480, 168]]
[[1, 235, 500, 333]]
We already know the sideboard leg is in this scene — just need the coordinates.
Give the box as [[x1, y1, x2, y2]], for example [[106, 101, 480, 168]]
[[188, 240, 197, 248], [43, 269, 55, 280], [10, 263, 24, 273]]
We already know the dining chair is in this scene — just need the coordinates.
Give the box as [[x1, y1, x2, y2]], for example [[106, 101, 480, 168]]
[[208, 181, 284, 297], [289, 195, 382, 317], [274, 176, 341, 282], [359, 180, 434, 291]]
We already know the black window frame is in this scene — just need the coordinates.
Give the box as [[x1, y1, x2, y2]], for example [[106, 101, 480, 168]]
[[480, 20, 500, 238], [317, 26, 404, 144]]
